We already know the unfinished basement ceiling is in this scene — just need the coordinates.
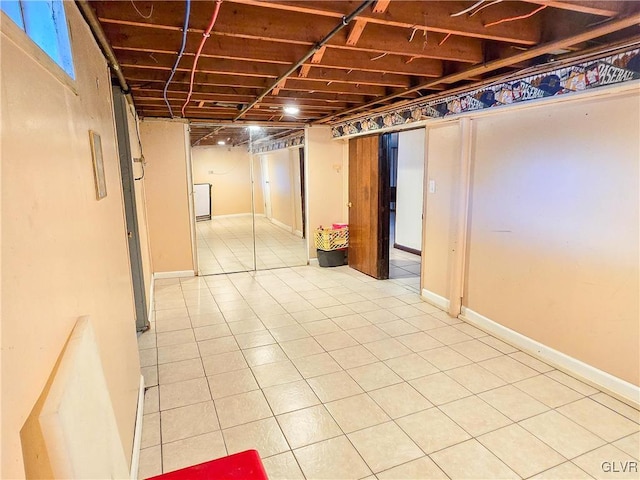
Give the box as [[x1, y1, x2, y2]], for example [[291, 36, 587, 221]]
[[87, 0, 640, 145]]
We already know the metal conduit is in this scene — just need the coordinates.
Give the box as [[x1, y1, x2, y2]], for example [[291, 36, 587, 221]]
[[76, 0, 130, 95], [165, 0, 191, 118], [234, 0, 375, 122]]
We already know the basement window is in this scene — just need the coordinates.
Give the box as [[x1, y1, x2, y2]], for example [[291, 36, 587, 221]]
[[1, 0, 75, 79]]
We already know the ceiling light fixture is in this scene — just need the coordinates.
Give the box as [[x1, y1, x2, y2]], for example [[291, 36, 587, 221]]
[[283, 106, 300, 115], [217, 140, 225, 145]]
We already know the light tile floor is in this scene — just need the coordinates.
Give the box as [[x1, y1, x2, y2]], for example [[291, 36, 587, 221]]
[[389, 247, 420, 293], [388, 212, 421, 293], [138, 265, 639, 480], [197, 215, 307, 275]]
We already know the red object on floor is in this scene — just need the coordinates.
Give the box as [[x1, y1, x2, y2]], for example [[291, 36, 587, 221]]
[[147, 449, 268, 480]]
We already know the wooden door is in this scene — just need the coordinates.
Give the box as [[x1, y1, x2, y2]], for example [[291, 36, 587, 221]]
[[348, 135, 390, 279]]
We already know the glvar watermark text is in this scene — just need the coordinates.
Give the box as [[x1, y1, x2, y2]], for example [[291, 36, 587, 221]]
[[601, 461, 638, 473]]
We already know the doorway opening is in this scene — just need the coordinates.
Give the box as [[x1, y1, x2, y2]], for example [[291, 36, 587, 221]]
[[190, 126, 308, 275], [383, 130, 424, 293]]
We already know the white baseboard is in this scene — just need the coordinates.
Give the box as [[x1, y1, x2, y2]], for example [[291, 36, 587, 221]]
[[153, 270, 195, 279], [460, 307, 640, 408], [212, 213, 253, 218], [270, 217, 293, 232], [421, 289, 450, 311], [209, 212, 266, 219], [294, 229, 303, 238], [309, 258, 319, 265], [130, 375, 145, 480]]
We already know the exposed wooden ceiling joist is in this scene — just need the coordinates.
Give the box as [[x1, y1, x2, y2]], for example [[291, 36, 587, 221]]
[[87, 0, 640, 127], [346, 19, 368, 46], [109, 33, 445, 77], [323, 11, 640, 122], [131, 89, 355, 109], [120, 61, 418, 88], [222, 0, 542, 45], [372, 0, 391, 14], [524, 1, 629, 17], [99, 18, 483, 63], [122, 66, 402, 96], [131, 85, 373, 104]]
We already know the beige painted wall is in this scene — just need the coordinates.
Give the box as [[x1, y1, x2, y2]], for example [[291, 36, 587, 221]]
[[192, 146, 255, 216], [126, 107, 153, 312], [264, 149, 294, 230], [423, 123, 462, 299], [464, 92, 639, 385], [306, 126, 349, 257], [1, 4, 140, 478], [259, 147, 304, 233], [140, 120, 194, 273], [253, 155, 265, 216]]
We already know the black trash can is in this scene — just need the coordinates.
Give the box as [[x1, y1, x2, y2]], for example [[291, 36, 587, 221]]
[[317, 248, 347, 267]]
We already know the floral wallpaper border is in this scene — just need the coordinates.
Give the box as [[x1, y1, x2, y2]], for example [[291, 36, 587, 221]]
[[331, 47, 640, 138], [251, 131, 305, 154]]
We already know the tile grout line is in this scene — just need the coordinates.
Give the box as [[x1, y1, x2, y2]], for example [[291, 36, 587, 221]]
[[144, 263, 636, 479]]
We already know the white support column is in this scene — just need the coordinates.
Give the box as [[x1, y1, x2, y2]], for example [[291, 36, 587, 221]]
[[448, 117, 473, 317]]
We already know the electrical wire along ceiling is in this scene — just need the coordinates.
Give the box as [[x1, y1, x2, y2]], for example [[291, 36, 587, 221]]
[[85, 0, 640, 145]]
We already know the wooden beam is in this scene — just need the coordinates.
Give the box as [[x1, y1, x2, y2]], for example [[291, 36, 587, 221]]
[[311, 46, 327, 64], [314, 49, 442, 77], [286, 78, 389, 96], [122, 67, 268, 89], [125, 52, 418, 87], [322, 12, 640, 121], [335, 23, 481, 63], [372, 0, 391, 14], [131, 83, 263, 98], [114, 52, 412, 87], [300, 46, 327, 77], [191, 121, 305, 128], [99, 7, 484, 63], [125, 67, 389, 95], [136, 98, 336, 114], [117, 46, 443, 83], [299, 65, 311, 78], [314, 68, 414, 87], [120, 57, 413, 88], [116, 50, 285, 78], [131, 85, 371, 103], [142, 106, 313, 118], [219, 0, 541, 45], [272, 79, 286, 96], [134, 95, 352, 112], [523, 1, 628, 17], [140, 109, 320, 122], [346, 19, 368, 46], [103, 24, 307, 64]]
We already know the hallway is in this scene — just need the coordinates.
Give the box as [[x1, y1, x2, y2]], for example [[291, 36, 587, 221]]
[[137, 266, 639, 479], [196, 215, 308, 275]]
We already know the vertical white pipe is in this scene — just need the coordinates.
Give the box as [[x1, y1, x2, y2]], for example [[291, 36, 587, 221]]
[[184, 124, 199, 275], [420, 126, 430, 294], [448, 118, 473, 317]]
